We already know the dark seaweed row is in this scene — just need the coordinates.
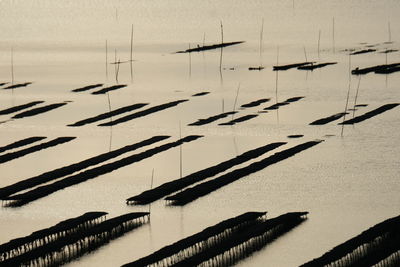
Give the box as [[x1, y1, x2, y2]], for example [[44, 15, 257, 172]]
[[0, 212, 107, 261], [263, 96, 304, 110], [71, 84, 103, 92], [0, 136, 169, 199], [273, 62, 313, 71], [0, 136, 46, 154], [3, 82, 32, 90], [99, 99, 189, 126], [339, 103, 399, 125], [297, 62, 337, 70], [122, 212, 266, 267], [350, 49, 377, 55], [1, 212, 149, 267], [91, 84, 127, 95], [219, 114, 258, 125], [68, 103, 148, 126], [0, 82, 8, 87], [0, 137, 76, 164], [171, 212, 308, 267], [240, 98, 270, 108], [300, 215, 400, 267], [309, 112, 348, 125], [166, 140, 322, 205], [188, 111, 237, 126], [127, 142, 286, 204], [12, 102, 68, 119], [175, 41, 245, 53], [351, 63, 400, 75], [0, 101, 44, 116], [375, 66, 400, 74], [192, 92, 210, 97], [2, 136, 202, 206]]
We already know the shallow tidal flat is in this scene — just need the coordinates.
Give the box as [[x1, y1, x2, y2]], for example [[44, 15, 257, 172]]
[[1, 1, 400, 266]]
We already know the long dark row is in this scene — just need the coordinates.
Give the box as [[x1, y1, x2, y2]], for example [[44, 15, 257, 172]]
[[12, 102, 68, 119], [297, 62, 337, 70], [175, 41, 244, 53], [240, 98, 270, 108], [263, 96, 304, 110], [0, 136, 46, 154], [99, 99, 188, 126], [0, 101, 44, 116], [126, 142, 286, 205], [300, 215, 400, 267], [122, 212, 266, 267], [2, 135, 202, 206], [1, 212, 149, 267], [71, 84, 103, 92], [91, 84, 127, 95], [0, 212, 107, 261], [166, 140, 323, 205], [3, 82, 32, 90], [339, 103, 399, 125], [68, 103, 148, 126], [351, 63, 400, 75], [309, 112, 348, 125], [0, 136, 168, 198], [0, 137, 76, 164], [171, 212, 308, 267], [219, 114, 258, 126], [188, 111, 237, 126], [273, 62, 313, 71]]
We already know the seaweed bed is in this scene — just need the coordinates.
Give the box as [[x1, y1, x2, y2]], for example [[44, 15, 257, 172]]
[[12, 103, 68, 119], [339, 103, 399, 125], [0, 136, 169, 199], [99, 100, 189, 126], [165, 140, 323, 205], [0, 136, 46, 154], [0, 101, 45, 116], [126, 142, 286, 205], [175, 41, 245, 53], [2, 135, 202, 206], [0, 137, 76, 164], [68, 103, 148, 126]]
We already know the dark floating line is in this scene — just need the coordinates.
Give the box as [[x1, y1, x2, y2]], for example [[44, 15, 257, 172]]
[[355, 104, 368, 107], [0, 137, 76, 164], [99, 99, 189, 127], [122, 211, 267, 267], [219, 114, 258, 126], [1, 212, 149, 267], [171, 212, 308, 267], [122, 212, 308, 267], [71, 83, 103, 92], [339, 103, 399, 125], [12, 102, 68, 119], [297, 62, 337, 70], [0, 101, 45, 116], [0, 136, 47, 154], [3, 82, 32, 90], [273, 62, 313, 71], [188, 111, 237, 126], [68, 103, 148, 127], [2, 135, 202, 206], [375, 66, 400, 74], [0, 136, 169, 199], [248, 66, 265, 71], [380, 49, 398, 54], [309, 112, 348, 125], [175, 41, 245, 53], [240, 98, 270, 108], [0, 82, 8, 87], [91, 84, 127, 95], [165, 140, 323, 205], [263, 96, 304, 110], [300, 215, 400, 267], [127, 142, 286, 205], [350, 49, 377, 55], [192, 92, 210, 97], [0, 211, 108, 262], [287, 135, 304, 138], [351, 63, 400, 75]]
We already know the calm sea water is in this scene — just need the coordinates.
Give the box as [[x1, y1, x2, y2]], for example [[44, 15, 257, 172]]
[[0, 1, 400, 266]]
